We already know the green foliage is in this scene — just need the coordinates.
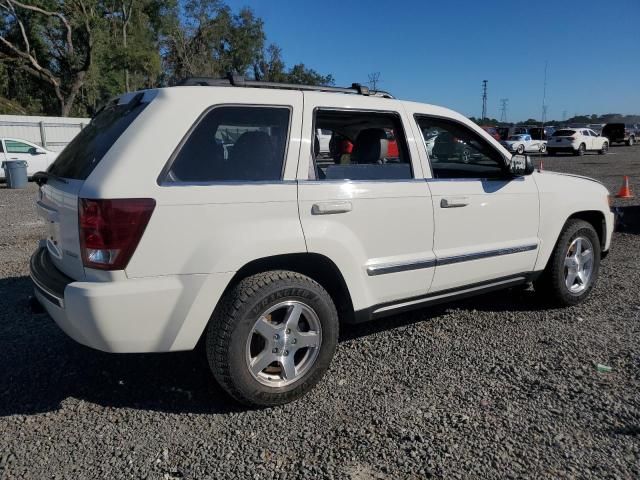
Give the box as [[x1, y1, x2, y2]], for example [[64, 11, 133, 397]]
[[0, 0, 333, 116]]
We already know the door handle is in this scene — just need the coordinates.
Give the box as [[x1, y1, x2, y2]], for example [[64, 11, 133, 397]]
[[440, 197, 470, 208], [311, 201, 352, 215]]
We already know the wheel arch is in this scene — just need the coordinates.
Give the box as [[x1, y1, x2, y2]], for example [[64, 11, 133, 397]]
[[225, 253, 356, 324], [567, 210, 606, 252]]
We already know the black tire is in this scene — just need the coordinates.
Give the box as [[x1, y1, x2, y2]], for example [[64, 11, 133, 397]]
[[574, 143, 586, 156], [534, 219, 601, 306], [517, 144, 525, 154], [627, 136, 635, 146], [206, 270, 339, 407], [599, 142, 609, 155]]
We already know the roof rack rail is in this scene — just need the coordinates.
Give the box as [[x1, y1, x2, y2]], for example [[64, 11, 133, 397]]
[[176, 74, 394, 99]]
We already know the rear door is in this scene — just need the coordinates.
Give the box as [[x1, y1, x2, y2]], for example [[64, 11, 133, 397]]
[[297, 92, 435, 312]]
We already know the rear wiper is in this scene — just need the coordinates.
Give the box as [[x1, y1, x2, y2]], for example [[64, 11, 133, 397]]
[[33, 171, 68, 186]]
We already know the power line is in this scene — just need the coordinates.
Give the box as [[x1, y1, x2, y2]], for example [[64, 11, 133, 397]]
[[481, 80, 488, 122], [499, 98, 508, 123], [367, 72, 380, 91]]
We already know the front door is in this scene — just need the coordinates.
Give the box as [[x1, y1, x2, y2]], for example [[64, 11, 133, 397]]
[[297, 92, 435, 313], [408, 111, 540, 293], [3, 139, 49, 176]]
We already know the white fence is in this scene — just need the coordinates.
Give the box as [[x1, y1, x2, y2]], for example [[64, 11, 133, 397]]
[[0, 114, 90, 152]]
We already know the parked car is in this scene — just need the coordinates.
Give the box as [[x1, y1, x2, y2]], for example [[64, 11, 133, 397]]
[[601, 123, 636, 146], [529, 126, 556, 141], [546, 128, 609, 156], [501, 134, 547, 154], [481, 125, 501, 141], [0, 138, 58, 179], [30, 78, 614, 407]]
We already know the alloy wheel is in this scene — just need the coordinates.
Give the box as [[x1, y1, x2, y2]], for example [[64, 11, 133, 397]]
[[564, 236, 594, 294], [245, 300, 322, 387]]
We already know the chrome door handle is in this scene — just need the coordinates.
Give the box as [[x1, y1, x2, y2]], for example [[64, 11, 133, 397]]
[[440, 197, 470, 208], [311, 201, 352, 215]]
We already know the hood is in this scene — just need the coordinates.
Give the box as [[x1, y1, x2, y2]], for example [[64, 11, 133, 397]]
[[537, 170, 605, 187]]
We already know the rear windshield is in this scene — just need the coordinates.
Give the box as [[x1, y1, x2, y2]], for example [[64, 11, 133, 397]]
[[552, 129, 576, 137], [48, 94, 148, 180]]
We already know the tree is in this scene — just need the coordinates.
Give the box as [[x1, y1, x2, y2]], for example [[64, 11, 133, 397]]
[[0, 0, 99, 116]]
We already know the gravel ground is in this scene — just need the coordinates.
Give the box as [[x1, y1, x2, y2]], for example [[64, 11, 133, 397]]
[[1, 146, 639, 479]]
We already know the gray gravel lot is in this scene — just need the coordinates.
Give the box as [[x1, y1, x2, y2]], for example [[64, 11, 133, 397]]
[[1, 146, 639, 479]]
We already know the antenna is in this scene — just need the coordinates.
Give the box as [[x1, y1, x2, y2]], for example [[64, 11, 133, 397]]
[[481, 80, 488, 122], [499, 98, 509, 123]]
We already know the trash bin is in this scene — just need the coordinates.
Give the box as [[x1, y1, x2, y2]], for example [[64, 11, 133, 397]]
[[1, 160, 28, 189]]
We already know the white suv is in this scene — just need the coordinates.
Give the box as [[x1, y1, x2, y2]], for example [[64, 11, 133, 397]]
[[546, 128, 609, 156], [30, 77, 614, 406]]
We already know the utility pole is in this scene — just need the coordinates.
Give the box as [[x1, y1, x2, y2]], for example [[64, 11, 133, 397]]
[[481, 80, 488, 122], [499, 98, 509, 123], [367, 72, 381, 91], [541, 61, 548, 126]]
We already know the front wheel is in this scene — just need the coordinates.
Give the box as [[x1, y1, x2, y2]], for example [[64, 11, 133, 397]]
[[599, 142, 609, 155], [627, 137, 635, 146], [539, 144, 547, 154], [534, 219, 600, 306], [206, 271, 339, 407], [517, 144, 525, 154], [574, 143, 586, 156]]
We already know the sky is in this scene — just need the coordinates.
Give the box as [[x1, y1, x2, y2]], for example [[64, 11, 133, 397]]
[[224, 0, 640, 122]]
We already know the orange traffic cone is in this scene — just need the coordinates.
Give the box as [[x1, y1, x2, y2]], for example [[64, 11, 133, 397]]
[[615, 176, 634, 199]]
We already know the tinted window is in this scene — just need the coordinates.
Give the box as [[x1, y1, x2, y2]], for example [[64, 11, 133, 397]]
[[416, 116, 506, 179], [167, 106, 290, 183], [553, 130, 576, 137], [311, 110, 412, 181], [5, 140, 33, 153], [48, 95, 148, 179]]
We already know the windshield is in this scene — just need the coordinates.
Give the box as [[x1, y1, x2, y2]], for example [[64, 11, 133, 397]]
[[48, 94, 149, 180], [553, 130, 576, 137]]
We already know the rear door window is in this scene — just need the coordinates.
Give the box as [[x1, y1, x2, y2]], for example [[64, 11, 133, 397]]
[[164, 106, 291, 183], [48, 94, 149, 180]]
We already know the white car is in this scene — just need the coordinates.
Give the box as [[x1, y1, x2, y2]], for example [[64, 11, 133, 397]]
[[501, 134, 547, 154], [30, 78, 614, 407], [0, 137, 58, 179], [546, 128, 609, 156]]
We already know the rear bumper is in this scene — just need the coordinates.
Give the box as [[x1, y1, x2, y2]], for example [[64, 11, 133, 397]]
[[30, 248, 233, 353], [546, 146, 576, 153]]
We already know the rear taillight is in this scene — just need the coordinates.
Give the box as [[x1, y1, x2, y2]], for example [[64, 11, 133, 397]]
[[79, 198, 155, 270]]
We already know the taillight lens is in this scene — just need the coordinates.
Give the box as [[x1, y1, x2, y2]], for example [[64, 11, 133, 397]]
[[79, 198, 155, 270]]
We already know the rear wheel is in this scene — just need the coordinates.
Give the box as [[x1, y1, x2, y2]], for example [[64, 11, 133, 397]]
[[534, 219, 600, 306], [206, 270, 339, 407], [599, 142, 609, 155]]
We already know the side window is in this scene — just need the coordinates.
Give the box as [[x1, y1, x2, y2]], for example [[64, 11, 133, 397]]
[[311, 109, 412, 181], [415, 116, 507, 179], [166, 106, 290, 183], [5, 140, 32, 153]]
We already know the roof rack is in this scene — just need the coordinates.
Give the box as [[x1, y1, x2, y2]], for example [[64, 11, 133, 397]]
[[176, 74, 394, 99]]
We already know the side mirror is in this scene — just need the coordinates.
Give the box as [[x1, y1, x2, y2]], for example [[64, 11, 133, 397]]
[[509, 154, 535, 176], [28, 147, 45, 155]]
